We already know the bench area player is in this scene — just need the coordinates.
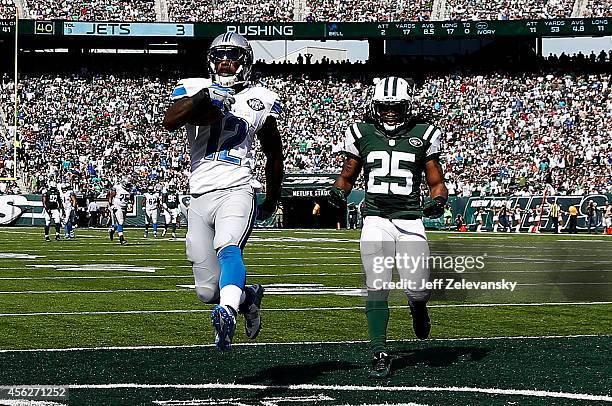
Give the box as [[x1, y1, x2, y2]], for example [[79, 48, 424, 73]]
[[330, 77, 448, 378], [108, 177, 133, 245], [162, 187, 180, 239], [42, 181, 63, 241], [143, 186, 160, 238], [163, 33, 284, 350]]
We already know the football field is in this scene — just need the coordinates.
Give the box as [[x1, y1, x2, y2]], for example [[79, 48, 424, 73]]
[[0, 227, 610, 405]]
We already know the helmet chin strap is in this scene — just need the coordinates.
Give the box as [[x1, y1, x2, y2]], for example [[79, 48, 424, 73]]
[[216, 75, 237, 87]]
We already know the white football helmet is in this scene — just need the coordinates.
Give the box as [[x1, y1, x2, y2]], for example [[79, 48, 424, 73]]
[[370, 76, 413, 135], [121, 175, 132, 189], [48, 180, 57, 189], [207, 33, 253, 87]]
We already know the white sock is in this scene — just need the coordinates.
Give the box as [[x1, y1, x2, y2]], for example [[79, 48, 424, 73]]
[[219, 285, 243, 313]]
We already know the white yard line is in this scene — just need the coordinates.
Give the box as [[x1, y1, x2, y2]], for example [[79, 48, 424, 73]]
[[62, 383, 612, 402], [0, 334, 608, 353], [0, 273, 362, 280], [1, 301, 610, 317], [0, 289, 187, 295]]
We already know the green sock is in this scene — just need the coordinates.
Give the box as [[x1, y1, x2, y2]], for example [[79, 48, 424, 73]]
[[365, 290, 390, 353]]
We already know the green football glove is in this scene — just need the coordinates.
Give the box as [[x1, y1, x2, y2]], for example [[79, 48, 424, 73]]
[[422, 196, 447, 218], [328, 187, 347, 209], [256, 199, 277, 221]]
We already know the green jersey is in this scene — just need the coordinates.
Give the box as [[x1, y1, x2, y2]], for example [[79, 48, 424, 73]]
[[43, 187, 61, 210], [342, 122, 442, 220], [164, 192, 179, 209]]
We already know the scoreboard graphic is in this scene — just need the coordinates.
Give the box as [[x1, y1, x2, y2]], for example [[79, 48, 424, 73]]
[[1, 18, 610, 39]]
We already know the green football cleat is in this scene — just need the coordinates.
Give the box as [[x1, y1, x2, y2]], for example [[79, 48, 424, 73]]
[[369, 352, 392, 378]]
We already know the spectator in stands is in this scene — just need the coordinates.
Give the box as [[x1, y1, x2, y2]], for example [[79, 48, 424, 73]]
[[27, 0, 156, 21], [2, 56, 611, 201]]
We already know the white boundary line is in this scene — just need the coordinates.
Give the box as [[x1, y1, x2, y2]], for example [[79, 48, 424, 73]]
[[0, 334, 608, 353], [64, 383, 612, 402], [0, 273, 363, 280], [1, 301, 611, 317], [0, 289, 187, 295], [1, 282, 611, 295]]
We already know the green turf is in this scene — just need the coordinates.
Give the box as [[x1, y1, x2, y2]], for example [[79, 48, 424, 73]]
[[0, 336, 610, 405], [0, 227, 611, 404]]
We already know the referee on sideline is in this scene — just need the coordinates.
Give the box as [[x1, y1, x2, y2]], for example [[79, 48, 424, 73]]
[[549, 199, 560, 233]]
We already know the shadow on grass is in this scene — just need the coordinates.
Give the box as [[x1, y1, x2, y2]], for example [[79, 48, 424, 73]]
[[390, 346, 491, 370], [236, 360, 361, 398]]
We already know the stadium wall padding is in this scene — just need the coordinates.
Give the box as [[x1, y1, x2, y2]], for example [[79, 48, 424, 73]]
[[0, 193, 610, 230]]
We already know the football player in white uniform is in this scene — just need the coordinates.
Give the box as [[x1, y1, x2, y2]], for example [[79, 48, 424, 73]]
[[108, 178, 133, 245], [61, 183, 78, 239], [42, 180, 64, 241], [143, 186, 160, 238], [163, 33, 283, 350]]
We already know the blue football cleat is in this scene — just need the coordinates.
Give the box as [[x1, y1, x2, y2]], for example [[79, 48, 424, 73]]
[[211, 305, 236, 350]]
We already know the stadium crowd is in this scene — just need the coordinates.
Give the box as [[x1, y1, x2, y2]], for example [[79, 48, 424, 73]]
[[26, 0, 156, 21], [583, 0, 612, 17], [0, 72, 189, 197], [0, 55, 610, 197], [0, 0, 15, 19], [304, 0, 432, 22], [445, 0, 576, 20], [7, 0, 609, 21], [169, 0, 293, 22]]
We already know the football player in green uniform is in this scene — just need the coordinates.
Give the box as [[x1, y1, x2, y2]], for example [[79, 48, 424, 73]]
[[330, 76, 448, 378], [42, 180, 64, 242]]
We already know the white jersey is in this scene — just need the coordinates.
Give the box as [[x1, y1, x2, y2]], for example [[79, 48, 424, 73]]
[[144, 192, 160, 211], [62, 190, 76, 212], [112, 184, 131, 210], [171, 78, 281, 194]]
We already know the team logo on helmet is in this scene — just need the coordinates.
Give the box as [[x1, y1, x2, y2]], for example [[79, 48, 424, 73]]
[[247, 98, 265, 111]]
